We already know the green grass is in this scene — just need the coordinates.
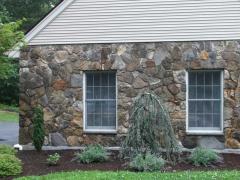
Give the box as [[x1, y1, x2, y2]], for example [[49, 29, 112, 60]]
[[0, 104, 19, 122], [0, 111, 19, 122], [16, 171, 240, 180], [0, 104, 19, 112]]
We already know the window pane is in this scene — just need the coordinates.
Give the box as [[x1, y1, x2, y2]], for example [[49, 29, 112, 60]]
[[108, 101, 116, 113], [189, 86, 196, 99], [213, 114, 221, 127], [102, 114, 109, 126], [213, 101, 221, 113], [196, 114, 204, 127], [197, 72, 204, 85], [87, 102, 95, 114], [87, 114, 94, 126], [189, 114, 196, 127], [109, 74, 116, 86], [94, 87, 101, 99], [87, 87, 93, 99], [189, 101, 196, 113], [102, 101, 108, 114], [197, 101, 204, 113], [101, 73, 109, 86], [108, 114, 116, 127], [205, 72, 212, 85], [204, 114, 212, 127], [205, 86, 212, 99], [213, 72, 221, 85], [101, 87, 108, 99], [189, 72, 197, 85], [204, 101, 212, 114], [95, 101, 101, 114], [109, 87, 116, 99], [94, 74, 101, 86], [197, 86, 204, 99], [87, 74, 94, 86], [95, 114, 101, 126], [213, 86, 221, 99]]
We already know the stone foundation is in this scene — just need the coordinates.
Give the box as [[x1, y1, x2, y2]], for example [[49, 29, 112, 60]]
[[20, 41, 240, 148]]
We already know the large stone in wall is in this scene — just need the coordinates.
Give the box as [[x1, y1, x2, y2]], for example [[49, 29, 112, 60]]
[[50, 132, 68, 146], [197, 136, 224, 150], [71, 74, 83, 88]]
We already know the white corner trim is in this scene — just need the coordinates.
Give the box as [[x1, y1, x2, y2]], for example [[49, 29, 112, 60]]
[[25, 0, 75, 43]]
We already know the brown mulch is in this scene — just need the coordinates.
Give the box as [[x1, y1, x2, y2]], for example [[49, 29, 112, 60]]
[[3, 150, 240, 179]]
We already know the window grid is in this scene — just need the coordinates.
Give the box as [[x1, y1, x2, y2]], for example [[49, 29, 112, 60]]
[[188, 71, 222, 131], [85, 71, 116, 130]]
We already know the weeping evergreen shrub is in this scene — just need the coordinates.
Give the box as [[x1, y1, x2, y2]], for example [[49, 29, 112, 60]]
[[121, 92, 181, 163], [32, 106, 45, 151]]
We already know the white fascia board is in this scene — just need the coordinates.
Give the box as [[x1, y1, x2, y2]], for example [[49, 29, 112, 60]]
[[25, 0, 75, 43]]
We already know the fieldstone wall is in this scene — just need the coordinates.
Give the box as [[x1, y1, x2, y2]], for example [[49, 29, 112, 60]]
[[19, 41, 240, 149]]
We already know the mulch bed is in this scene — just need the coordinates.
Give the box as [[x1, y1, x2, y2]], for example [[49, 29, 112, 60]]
[[4, 150, 240, 179]]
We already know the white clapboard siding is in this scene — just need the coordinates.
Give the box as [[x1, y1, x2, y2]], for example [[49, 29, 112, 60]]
[[28, 0, 240, 45]]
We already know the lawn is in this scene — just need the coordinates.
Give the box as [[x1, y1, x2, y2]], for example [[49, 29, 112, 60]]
[[0, 110, 19, 122], [16, 171, 240, 180], [0, 104, 19, 122]]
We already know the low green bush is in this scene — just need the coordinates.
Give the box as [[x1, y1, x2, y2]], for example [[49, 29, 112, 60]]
[[0, 154, 22, 177], [74, 144, 108, 164], [189, 147, 221, 166], [0, 144, 16, 155], [47, 153, 61, 166], [129, 152, 165, 172]]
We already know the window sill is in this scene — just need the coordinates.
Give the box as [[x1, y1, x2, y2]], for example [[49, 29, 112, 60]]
[[186, 130, 223, 135], [84, 129, 117, 134]]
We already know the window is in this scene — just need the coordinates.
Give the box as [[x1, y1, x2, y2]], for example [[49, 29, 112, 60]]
[[187, 70, 223, 134], [84, 71, 117, 132]]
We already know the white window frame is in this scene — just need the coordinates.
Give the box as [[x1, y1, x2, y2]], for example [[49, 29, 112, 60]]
[[83, 71, 118, 134], [186, 70, 224, 135]]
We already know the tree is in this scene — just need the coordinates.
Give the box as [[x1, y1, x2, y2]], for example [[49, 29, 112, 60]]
[[0, 21, 24, 105], [3, 0, 61, 32], [32, 106, 45, 151], [121, 92, 181, 163]]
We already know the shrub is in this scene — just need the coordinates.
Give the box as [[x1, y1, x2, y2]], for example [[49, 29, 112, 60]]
[[0, 144, 16, 155], [129, 152, 165, 172], [32, 106, 45, 151], [47, 153, 61, 166], [0, 154, 22, 177], [74, 144, 108, 164], [189, 147, 221, 166]]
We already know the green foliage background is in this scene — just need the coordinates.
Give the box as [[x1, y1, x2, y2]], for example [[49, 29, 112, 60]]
[[0, 0, 61, 106]]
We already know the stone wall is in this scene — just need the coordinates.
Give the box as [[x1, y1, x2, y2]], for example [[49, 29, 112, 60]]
[[19, 41, 240, 148]]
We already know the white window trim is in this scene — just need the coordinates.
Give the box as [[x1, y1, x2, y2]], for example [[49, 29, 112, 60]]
[[83, 72, 118, 134], [186, 70, 224, 135]]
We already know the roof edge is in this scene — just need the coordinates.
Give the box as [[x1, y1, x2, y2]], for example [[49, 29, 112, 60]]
[[25, 0, 75, 43]]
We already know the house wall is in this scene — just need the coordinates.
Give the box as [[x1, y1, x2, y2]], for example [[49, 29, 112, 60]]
[[19, 40, 240, 148]]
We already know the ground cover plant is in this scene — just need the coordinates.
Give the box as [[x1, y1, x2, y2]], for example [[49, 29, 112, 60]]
[[47, 153, 61, 166], [189, 147, 222, 166], [16, 170, 240, 180], [73, 145, 108, 164], [129, 152, 165, 172]]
